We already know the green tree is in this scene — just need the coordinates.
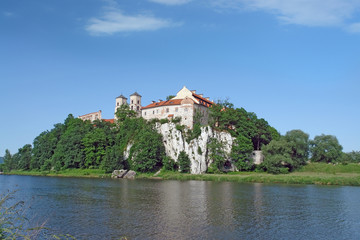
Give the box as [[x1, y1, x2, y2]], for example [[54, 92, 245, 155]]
[[82, 128, 107, 168], [262, 130, 310, 173], [16, 144, 32, 170], [208, 138, 227, 171], [310, 134, 343, 163], [130, 124, 165, 172], [231, 135, 254, 171], [51, 114, 92, 170], [178, 151, 191, 173], [166, 95, 175, 100], [115, 104, 137, 122], [162, 156, 178, 171], [3, 149, 14, 172], [101, 145, 128, 173]]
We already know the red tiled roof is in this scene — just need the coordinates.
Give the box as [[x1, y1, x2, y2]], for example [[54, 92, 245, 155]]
[[103, 119, 115, 124], [142, 99, 183, 110], [192, 93, 213, 106]]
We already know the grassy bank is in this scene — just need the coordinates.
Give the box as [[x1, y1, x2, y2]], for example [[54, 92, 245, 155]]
[[4, 168, 110, 178], [3, 163, 360, 186]]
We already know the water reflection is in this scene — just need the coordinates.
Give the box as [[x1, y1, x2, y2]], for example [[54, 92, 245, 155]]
[[1, 175, 360, 240]]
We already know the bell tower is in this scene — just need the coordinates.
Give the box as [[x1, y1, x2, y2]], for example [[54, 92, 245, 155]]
[[130, 92, 142, 115], [114, 95, 128, 119]]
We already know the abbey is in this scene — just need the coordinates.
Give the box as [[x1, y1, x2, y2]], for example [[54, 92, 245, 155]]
[[80, 86, 214, 129]]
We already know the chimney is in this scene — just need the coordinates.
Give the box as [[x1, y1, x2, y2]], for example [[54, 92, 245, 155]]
[[191, 90, 196, 94], [206, 97, 210, 100], [158, 99, 163, 102], [199, 94, 203, 97], [152, 100, 156, 104]]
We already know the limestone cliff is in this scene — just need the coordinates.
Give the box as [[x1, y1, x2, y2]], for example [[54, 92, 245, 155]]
[[156, 123, 234, 174]]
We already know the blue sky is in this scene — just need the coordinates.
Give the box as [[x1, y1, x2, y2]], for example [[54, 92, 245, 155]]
[[1, 0, 360, 155]]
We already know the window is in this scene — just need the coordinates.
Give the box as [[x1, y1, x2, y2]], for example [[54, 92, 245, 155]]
[[131, 106, 133, 110], [166, 108, 169, 113], [137, 106, 139, 111], [185, 108, 188, 112], [144, 112, 146, 116], [131, 100, 133, 104], [175, 107, 178, 112], [117, 102, 119, 106], [157, 109, 159, 113], [153, 110, 155, 114], [137, 100, 139, 104]]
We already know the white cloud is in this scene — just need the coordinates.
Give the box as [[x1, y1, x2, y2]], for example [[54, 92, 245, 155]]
[[149, 0, 192, 5], [211, 0, 360, 30], [346, 22, 360, 33], [86, 8, 181, 35]]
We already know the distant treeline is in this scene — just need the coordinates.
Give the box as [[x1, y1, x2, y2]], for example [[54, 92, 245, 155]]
[[1, 102, 359, 174]]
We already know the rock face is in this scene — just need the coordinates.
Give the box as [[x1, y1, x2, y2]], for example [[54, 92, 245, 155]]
[[155, 123, 234, 174], [112, 170, 136, 179]]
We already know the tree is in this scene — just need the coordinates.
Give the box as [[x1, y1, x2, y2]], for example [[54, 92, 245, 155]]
[[162, 156, 178, 171], [231, 135, 254, 171], [130, 125, 165, 172], [178, 151, 191, 173], [310, 134, 343, 163], [82, 128, 107, 168], [115, 104, 137, 122], [101, 145, 128, 173], [51, 114, 92, 170], [262, 130, 310, 173], [3, 149, 14, 172], [208, 138, 227, 171], [16, 144, 32, 170], [166, 95, 175, 100]]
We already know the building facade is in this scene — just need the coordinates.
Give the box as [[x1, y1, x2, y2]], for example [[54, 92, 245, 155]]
[[141, 86, 213, 129], [78, 110, 102, 122]]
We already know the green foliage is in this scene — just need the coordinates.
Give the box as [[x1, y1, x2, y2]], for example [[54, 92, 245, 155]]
[[115, 104, 137, 122], [82, 128, 107, 168], [231, 135, 254, 171], [262, 129, 310, 173], [130, 126, 165, 172], [310, 134, 343, 163], [171, 117, 181, 123], [3, 149, 14, 172], [175, 124, 185, 132], [166, 95, 176, 100], [344, 151, 360, 163], [162, 156, 178, 171], [178, 151, 191, 173], [14, 144, 32, 171], [209, 100, 278, 151], [208, 138, 227, 171], [0, 164, 4, 172], [160, 118, 169, 124]]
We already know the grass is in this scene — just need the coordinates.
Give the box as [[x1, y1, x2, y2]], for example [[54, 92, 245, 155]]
[[5, 169, 110, 178], [4, 163, 360, 186]]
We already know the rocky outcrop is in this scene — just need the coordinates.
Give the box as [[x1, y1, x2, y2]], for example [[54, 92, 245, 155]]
[[156, 123, 234, 174], [112, 170, 136, 179]]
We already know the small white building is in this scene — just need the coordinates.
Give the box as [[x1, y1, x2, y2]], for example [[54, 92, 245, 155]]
[[78, 110, 102, 122]]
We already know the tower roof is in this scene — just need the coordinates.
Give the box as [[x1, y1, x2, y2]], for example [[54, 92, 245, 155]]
[[130, 92, 142, 97], [116, 94, 127, 99]]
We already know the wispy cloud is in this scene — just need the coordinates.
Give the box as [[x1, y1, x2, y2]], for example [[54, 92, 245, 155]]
[[86, 7, 181, 35], [211, 0, 360, 31], [346, 22, 360, 33], [148, 0, 192, 5], [3, 12, 14, 17]]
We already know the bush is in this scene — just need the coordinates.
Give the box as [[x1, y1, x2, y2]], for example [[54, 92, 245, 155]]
[[178, 151, 191, 173], [162, 156, 178, 171]]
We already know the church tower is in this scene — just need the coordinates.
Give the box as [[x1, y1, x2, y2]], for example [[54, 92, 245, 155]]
[[114, 95, 128, 119], [130, 92, 142, 115]]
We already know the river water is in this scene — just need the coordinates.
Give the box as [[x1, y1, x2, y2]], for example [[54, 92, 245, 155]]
[[0, 175, 359, 240]]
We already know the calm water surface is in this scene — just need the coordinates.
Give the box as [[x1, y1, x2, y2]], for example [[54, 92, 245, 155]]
[[1, 175, 359, 240]]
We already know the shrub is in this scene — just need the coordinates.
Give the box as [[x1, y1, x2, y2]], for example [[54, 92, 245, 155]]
[[178, 151, 191, 173]]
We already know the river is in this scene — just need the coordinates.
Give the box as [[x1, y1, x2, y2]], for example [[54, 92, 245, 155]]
[[1, 175, 359, 239]]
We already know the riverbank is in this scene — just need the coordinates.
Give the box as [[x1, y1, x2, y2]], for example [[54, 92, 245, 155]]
[[4, 163, 360, 186]]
